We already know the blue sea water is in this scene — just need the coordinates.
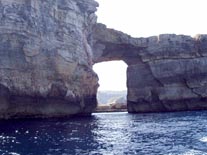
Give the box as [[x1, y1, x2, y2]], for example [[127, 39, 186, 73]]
[[1, 111, 207, 155]]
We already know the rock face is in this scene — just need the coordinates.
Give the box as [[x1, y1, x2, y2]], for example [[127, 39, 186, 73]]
[[1, 0, 207, 118], [0, 0, 99, 118], [92, 24, 207, 113]]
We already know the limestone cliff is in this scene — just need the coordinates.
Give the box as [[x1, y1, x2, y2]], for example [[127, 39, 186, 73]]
[[0, 0, 99, 118], [92, 23, 207, 113], [1, 0, 207, 118]]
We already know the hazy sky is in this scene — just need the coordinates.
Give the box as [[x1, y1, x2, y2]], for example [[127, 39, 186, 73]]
[[93, 61, 127, 91], [96, 0, 207, 38], [93, 0, 207, 91]]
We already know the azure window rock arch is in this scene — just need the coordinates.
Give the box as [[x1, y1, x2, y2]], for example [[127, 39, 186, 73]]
[[92, 23, 207, 113]]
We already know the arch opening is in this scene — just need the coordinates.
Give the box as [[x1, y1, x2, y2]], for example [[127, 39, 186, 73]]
[[93, 60, 128, 112]]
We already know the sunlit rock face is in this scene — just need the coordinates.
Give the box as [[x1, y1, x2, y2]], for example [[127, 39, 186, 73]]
[[0, 0, 99, 118], [92, 23, 207, 113], [1, 0, 207, 118]]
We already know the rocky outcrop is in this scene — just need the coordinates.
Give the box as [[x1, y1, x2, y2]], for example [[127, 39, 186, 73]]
[[0, 0, 99, 118], [1, 0, 207, 118], [92, 23, 207, 113]]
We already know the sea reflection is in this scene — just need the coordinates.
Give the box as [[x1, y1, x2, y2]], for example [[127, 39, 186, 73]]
[[0, 116, 100, 155], [91, 112, 133, 155], [0, 111, 207, 154]]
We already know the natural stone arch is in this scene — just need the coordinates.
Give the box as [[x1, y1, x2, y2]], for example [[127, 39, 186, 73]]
[[1, 0, 207, 119], [92, 23, 207, 113], [91, 24, 143, 65]]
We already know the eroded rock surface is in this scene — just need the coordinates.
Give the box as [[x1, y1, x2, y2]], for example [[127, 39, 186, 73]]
[[0, 0, 99, 118], [1, 0, 207, 118], [92, 23, 207, 113]]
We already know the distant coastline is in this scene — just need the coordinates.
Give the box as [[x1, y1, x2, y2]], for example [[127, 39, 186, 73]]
[[95, 104, 127, 113]]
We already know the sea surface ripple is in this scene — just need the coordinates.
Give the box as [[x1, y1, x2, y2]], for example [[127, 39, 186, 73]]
[[0, 111, 207, 155]]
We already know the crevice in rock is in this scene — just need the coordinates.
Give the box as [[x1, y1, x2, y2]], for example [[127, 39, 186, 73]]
[[146, 63, 164, 87], [183, 78, 202, 98]]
